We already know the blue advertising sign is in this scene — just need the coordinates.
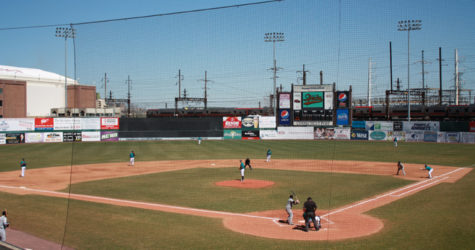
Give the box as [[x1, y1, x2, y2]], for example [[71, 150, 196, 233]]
[[279, 109, 291, 126], [350, 129, 368, 140], [352, 120, 365, 129], [336, 108, 349, 126]]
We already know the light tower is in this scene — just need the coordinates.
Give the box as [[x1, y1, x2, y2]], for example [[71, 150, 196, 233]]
[[264, 32, 285, 115], [55, 27, 76, 109]]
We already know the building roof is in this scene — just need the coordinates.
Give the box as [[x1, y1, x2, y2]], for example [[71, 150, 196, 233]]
[[0, 65, 77, 85]]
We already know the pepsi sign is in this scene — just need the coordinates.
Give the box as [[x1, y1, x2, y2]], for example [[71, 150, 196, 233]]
[[279, 109, 291, 126], [336, 91, 350, 107]]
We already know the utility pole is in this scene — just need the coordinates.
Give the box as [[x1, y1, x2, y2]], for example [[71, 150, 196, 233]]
[[439, 47, 443, 105], [455, 49, 459, 105], [103, 73, 108, 100], [390, 41, 393, 91], [264, 32, 285, 116], [368, 58, 372, 106], [176, 69, 184, 98], [126, 75, 132, 117], [320, 71, 323, 85], [199, 71, 213, 110], [421, 50, 426, 89], [297, 64, 309, 85]]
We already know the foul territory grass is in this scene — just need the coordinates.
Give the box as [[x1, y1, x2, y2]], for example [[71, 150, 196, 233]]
[[0, 140, 474, 172], [64, 168, 412, 212]]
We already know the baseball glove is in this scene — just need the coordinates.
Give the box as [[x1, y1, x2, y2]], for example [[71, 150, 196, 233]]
[[295, 200, 300, 205]]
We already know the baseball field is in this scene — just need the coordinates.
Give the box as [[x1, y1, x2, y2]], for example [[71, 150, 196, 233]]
[[0, 140, 474, 249]]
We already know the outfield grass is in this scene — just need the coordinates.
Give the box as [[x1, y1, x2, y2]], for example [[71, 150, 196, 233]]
[[66, 168, 412, 212], [0, 140, 474, 172]]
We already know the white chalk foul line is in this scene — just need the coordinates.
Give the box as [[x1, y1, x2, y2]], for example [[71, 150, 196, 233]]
[[321, 167, 464, 218], [390, 177, 449, 197]]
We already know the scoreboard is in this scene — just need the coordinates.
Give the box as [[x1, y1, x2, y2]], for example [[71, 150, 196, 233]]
[[292, 84, 334, 126]]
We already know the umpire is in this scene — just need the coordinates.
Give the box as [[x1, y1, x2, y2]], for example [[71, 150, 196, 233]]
[[303, 197, 319, 232]]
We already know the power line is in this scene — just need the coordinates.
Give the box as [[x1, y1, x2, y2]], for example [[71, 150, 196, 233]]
[[0, 0, 282, 31]]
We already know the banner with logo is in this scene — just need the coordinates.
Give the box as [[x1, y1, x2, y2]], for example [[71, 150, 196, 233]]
[[0, 133, 5, 144], [460, 132, 475, 144], [6, 133, 25, 144], [405, 131, 424, 142], [35, 118, 54, 131], [302, 92, 324, 109], [260, 130, 278, 140], [259, 116, 276, 129], [54, 118, 81, 130], [393, 121, 403, 131], [81, 118, 101, 130], [241, 116, 259, 130], [81, 131, 101, 142], [101, 117, 119, 130], [334, 127, 351, 140], [446, 132, 460, 143], [0, 118, 35, 132], [369, 130, 387, 141], [387, 131, 405, 142], [336, 91, 349, 108], [293, 92, 302, 110], [242, 130, 259, 140], [314, 127, 334, 140], [437, 132, 446, 143], [44, 132, 63, 143], [350, 129, 368, 140], [101, 131, 119, 141], [222, 117, 241, 129], [25, 133, 44, 143], [352, 120, 365, 129], [423, 131, 438, 142], [277, 126, 314, 140], [366, 121, 393, 131], [324, 92, 333, 110], [279, 93, 291, 109], [63, 132, 82, 142], [403, 121, 439, 132], [279, 109, 291, 126], [336, 108, 349, 126], [223, 129, 242, 140]]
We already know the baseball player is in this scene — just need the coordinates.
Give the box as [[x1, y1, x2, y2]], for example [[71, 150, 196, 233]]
[[245, 158, 253, 170], [20, 158, 26, 177], [129, 150, 135, 166], [302, 197, 320, 232], [396, 161, 406, 176], [266, 148, 272, 162], [239, 160, 245, 182], [0, 210, 9, 242], [393, 137, 398, 147], [198, 137, 202, 145], [285, 195, 299, 225], [423, 164, 434, 179]]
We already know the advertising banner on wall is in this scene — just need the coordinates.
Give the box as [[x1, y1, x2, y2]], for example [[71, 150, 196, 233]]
[[405, 131, 424, 142], [314, 127, 335, 140], [54, 118, 81, 130], [101, 117, 120, 130], [279, 109, 291, 126], [293, 92, 302, 110], [403, 121, 439, 132], [302, 92, 324, 108], [242, 130, 259, 140], [81, 131, 101, 142], [446, 132, 460, 143], [34, 118, 54, 131], [393, 121, 403, 131], [437, 132, 446, 143], [423, 131, 438, 142], [324, 92, 333, 110], [366, 121, 393, 131], [336, 91, 349, 108], [369, 130, 387, 141], [222, 117, 242, 129], [350, 129, 368, 140], [223, 130, 242, 140], [241, 116, 259, 130], [259, 116, 276, 129], [260, 130, 278, 140], [63, 132, 82, 142], [352, 121, 366, 129], [277, 126, 314, 140], [44, 132, 63, 143], [387, 131, 405, 142], [81, 118, 101, 130], [6, 133, 25, 144], [336, 109, 349, 126], [279, 93, 291, 109], [25, 133, 44, 143], [101, 131, 119, 141], [0, 133, 5, 144], [0, 118, 35, 132], [460, 132, 475, 144], [334, 127, 351, 140]]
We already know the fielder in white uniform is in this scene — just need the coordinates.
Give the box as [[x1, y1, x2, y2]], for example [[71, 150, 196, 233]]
[[20, 158, 26, 177], [129, 151, 135, 166], [0, 210, 9, 242]]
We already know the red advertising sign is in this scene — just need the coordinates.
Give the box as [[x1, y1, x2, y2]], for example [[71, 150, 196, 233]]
[[100, 117, 120, 130], [223, 117, 241, 129], [35, 118, 54, 130], [470, 121, 475, 132]]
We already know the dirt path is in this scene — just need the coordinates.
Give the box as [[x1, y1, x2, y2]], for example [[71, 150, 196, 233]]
[[0, 159, 471, 244]]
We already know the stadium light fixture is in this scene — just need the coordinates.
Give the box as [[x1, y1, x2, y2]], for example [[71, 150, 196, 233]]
[[55, 27, 76, 110], [264, 32, 285, 116]]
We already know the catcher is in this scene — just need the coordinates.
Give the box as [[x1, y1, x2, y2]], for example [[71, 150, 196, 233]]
[[0, 210, 8, 242], [285, 194, 300, 225]]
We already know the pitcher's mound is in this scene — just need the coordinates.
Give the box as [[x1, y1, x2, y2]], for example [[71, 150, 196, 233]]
[[215, 179, 274, 189]]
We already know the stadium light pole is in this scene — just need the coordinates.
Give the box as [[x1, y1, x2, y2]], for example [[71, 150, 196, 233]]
[[397, 20, 421, 121], [264, 32, 284, 116], [55, 27, 76, 111]]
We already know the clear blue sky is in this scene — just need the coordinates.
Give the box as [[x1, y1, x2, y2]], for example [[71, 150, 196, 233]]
[[1, 0, 474, 108]]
